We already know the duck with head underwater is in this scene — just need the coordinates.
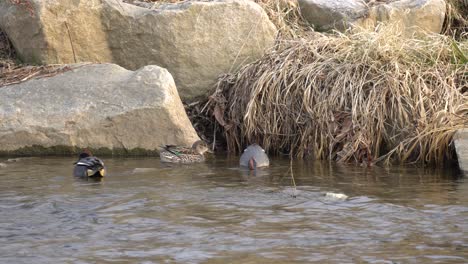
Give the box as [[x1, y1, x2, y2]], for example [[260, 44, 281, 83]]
[[73, 149, 106, 177], [240, 144, 270, 170], [160, 140, 212, 163]]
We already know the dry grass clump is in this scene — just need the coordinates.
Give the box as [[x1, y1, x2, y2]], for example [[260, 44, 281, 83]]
[[0, 29, 17, 70], [184, 100, 224, 148], [0, 28, 23, 84], [443, 0, 468, 40], [254, 0, 309, 38], [208, 26, 468, 165], [0, 65, 73, 87], [0, 29, 71, 87]]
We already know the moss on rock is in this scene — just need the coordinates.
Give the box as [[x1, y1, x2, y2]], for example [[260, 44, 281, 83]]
[[0, 145, 160, 157]]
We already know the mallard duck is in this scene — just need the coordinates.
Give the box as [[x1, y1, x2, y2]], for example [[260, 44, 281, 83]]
[[73, 150, 105, 177], [160, 140, 211, 163], [240, 144, 269, 170]]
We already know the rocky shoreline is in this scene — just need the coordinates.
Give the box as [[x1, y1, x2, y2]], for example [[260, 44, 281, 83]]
[[0, 0, 466, 171]]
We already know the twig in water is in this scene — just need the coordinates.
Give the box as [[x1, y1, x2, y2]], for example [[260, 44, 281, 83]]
[[212, 122, 217, 152], [288, 158, 297, 198]]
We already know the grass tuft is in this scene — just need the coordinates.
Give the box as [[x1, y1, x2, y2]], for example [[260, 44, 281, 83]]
[[207, 26, 467, 165], [443, 0, 468, 40]]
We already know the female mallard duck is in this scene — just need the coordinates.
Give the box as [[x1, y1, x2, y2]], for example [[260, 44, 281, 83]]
[[160, 140, 211, 163], [73, 149, 106, 177], [240, 144, 269, 170]]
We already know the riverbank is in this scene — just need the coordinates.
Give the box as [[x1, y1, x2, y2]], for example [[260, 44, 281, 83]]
[[0, 0, 466, 169]]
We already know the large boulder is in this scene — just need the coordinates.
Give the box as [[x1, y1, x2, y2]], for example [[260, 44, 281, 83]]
[[298, 0, 446, 35], [0, 0, 277, 101], [0, 63, 200, 155], [454, 129, 468, 174]]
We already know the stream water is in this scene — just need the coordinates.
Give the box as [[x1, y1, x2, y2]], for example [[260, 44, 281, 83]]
[[0, 156, 467, 263]]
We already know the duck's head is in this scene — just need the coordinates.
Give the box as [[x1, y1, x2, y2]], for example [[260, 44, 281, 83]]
[[192, 140, 212, 155], [78, 149, 93, 159]]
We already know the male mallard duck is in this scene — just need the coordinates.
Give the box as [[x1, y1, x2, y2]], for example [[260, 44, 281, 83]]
[[160, 140, 211, 163], [240, 144, 269, 170], [73, 149, 106, 177]]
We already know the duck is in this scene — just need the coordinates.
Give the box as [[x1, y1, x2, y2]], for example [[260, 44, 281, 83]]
[[240, 144, 269, 170], [160, 140, 211, 163], [73, 149, 106, 177]]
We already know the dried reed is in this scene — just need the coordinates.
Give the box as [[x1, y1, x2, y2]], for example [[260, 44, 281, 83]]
[[443, 0, 468, 40], [208, 26, 468, 165]]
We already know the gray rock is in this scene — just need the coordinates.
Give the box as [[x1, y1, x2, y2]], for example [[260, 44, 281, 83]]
[[240, 144, 270, 168], [0, 63, 199, 154], [298, 0, 446, 35], [454, 129, 468, 173], [0, 0, 277, 101], [298, 0, 368, 31], [358, 0, 446, 36]]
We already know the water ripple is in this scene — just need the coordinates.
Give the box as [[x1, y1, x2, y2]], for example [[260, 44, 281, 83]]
[[0, 157, 466, 263]]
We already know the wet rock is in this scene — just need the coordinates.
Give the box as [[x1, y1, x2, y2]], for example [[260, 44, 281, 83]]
[[0, 63, 199, 154], [0, 0, 277, 101], [454, 129, 468, 173], [298, 0, 446, 35], [324, 192, 348, 201]]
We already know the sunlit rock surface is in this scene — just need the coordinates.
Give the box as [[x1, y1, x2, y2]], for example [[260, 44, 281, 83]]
[[298, 0, 446, 35], [0, 0, 277, 101], [0, 63, 199, 154]]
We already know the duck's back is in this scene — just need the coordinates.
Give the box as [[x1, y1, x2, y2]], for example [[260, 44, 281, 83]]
[[160, 146, 204, 163], [240, 144, 269, 167], [74, 157, 105, 177]]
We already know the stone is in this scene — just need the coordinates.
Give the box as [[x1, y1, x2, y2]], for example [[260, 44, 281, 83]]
[[298, 0, 446, 35], [0, 0, 277, 101], [359, 0, 446, 36], [0, 63, 200, 155], [454, 128, 468, 173], [298, 0, 368, 31]]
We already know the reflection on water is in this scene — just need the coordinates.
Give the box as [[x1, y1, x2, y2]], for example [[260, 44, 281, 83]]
[[0, 156, 467, 263]]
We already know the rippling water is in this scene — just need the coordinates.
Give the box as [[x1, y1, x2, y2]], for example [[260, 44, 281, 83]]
[[0, 156, 467, 263]]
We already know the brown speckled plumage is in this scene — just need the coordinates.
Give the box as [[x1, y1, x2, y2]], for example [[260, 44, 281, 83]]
[[160, 140, 210, 163]]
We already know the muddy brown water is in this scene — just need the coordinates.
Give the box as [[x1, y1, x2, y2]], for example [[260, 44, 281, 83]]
[[0, 156, 467, 263]]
